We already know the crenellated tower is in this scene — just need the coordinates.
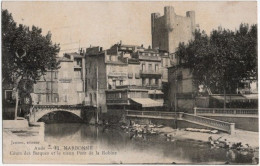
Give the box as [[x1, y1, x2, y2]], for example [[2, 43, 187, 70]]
[[151, 6, 196, 55]]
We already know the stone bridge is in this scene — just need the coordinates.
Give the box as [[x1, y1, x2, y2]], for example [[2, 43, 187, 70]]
[[28, 105, 89, 123]]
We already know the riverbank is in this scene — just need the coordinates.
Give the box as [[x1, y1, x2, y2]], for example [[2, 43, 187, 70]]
[[118, 123, 259, 150], [157, 127, 259, 149]]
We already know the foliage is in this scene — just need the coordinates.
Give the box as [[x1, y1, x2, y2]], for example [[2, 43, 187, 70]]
[[2, 9, 60, 85], [176, 24, 257, 94]]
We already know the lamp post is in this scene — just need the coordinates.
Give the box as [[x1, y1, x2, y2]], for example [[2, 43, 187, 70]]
[[96, 59, 99, 124]]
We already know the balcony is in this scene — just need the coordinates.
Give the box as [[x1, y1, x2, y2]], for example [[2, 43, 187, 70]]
[[140, 70, 161, 78], [115, 85, 161, 90], [74, 65, 82, 69], [139, 54, 161, 62]]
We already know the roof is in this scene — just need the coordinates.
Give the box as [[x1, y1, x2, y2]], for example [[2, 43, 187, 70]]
[[131, 98, 163, 107], [56, 57, 73, 62], [105, 60, 127, 65], [148, 90, 164, 95], [128, 58, 140, 64], [65, 52, 83, 58]]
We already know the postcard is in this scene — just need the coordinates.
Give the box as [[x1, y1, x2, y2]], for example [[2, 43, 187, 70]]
[[2, 1, 259, 164]]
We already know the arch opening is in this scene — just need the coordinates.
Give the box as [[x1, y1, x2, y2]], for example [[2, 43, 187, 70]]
[[37, 110, 83, 123]]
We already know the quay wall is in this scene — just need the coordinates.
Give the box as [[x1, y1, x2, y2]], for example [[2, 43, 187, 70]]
[[203, 116, 258, 132], [3, 119, 29, 129]]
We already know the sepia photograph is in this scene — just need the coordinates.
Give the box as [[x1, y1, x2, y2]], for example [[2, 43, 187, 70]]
[[1, 1, 259, 164]]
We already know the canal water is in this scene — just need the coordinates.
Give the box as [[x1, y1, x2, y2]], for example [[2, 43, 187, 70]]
[[44, 123, 255, 164]]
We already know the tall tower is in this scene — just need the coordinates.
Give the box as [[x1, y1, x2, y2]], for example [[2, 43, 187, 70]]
[[151, 6, 196, 54]]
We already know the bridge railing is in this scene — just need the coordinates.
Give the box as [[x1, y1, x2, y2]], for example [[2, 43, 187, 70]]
[[125, 110, 178, 118], [194, 107, 258, 116], [181, 112, 234, 134]]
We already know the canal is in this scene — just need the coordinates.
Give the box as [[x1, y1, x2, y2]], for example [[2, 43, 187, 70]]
[[44, 123, 255, 164]]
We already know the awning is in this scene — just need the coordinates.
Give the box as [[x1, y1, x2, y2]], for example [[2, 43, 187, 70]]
[[210, 95, 253, 102], [242, 94, 258, 100], [131, 98, 163, 107], [148, 90, 164, 95]]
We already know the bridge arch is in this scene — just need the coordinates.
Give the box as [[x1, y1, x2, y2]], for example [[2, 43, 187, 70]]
[[30, 108, 82, 123]]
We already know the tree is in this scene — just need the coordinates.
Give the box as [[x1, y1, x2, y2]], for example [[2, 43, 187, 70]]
[[2, 9, 60, 119], [176, 24, 257, 97]]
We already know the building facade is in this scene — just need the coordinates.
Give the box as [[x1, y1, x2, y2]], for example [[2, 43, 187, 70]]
[[84, 43, 165, 112], [168, 66, 196, 112], [32, 53, 85, 105]]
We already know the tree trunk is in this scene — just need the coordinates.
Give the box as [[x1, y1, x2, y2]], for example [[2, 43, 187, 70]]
[[224, 87, 226, 111], [13, 76, 22, 120], [14, 89, 19, 120]]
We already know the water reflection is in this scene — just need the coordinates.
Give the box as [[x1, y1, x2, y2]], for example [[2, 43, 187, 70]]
[[44, 123, 254, 164]]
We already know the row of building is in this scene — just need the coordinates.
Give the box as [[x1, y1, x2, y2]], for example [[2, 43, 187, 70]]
[[31, 42, 174, 112]]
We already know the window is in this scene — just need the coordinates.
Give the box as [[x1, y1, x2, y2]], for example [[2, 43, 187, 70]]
[[94, 93, 97, 102], [118, 93, 122, 98], [165, 59, 168, 67], [89, 93, 92, 105], [120, 80, 123, 85], [74, 70, 81, 79], [109, 55, 112, 61], [54, 94, 59, 103], [148, 64, 152, 71], [177, 71, 183, 80], [149, 78, 152, 85], [64, 95, 67, 102], [38, 94, 41, 103], [177, 81, 183, 93], [46, 94, 51, 102], [155, 79, 158, 85], [112, 80, 116, 88], [53, 72, 58, 79], [5, 90, 12, 101], [135, 73, 140, 79], [142, 78, 146, 86], [128, 73, 133, 78], [155, 64, 159, 72], [142, 64, 145, 71], [76, 59, 82, 67], [46, 82, 51, 90], [162, 59, 164, 66]]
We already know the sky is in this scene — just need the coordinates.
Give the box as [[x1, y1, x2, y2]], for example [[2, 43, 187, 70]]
[[2, 1, 257, 55]]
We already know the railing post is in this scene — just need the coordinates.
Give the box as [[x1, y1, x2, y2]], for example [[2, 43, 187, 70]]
[[194, 107, 197, 115], [178, 112, 183, 119], [229, 123, 235, 135]]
